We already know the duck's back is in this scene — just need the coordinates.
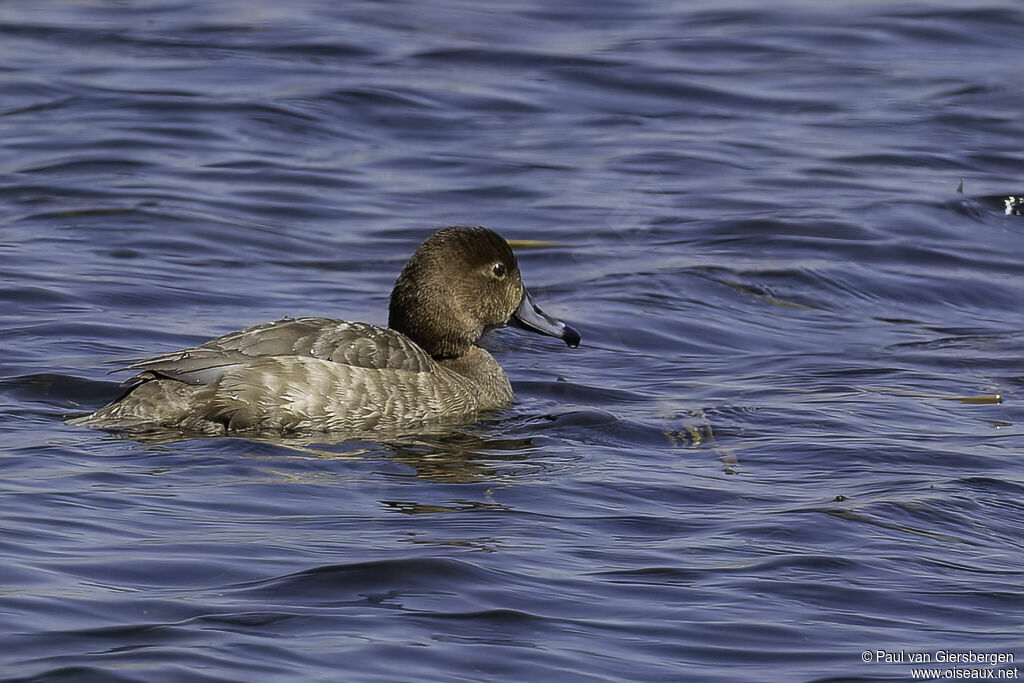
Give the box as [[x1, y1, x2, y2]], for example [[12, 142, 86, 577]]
[[72, 317, 512, 434]]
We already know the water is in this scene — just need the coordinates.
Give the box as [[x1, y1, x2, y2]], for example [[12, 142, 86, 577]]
[[3, 1, 1024, 681]]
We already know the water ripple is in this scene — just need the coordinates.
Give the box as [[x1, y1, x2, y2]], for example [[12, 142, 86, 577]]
[[3, 1, 1024, 681]]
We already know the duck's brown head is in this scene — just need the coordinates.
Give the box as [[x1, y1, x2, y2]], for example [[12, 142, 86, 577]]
[[388, 226, 580, 358]]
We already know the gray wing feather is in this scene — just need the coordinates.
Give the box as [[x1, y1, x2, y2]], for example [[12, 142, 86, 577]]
[[126, 317, 434, 387], [127, 350, 251, 386]]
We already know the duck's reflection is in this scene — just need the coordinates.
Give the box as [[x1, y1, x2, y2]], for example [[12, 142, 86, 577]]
[[104, 416, 546, 484], [377, 430, 539, 484]]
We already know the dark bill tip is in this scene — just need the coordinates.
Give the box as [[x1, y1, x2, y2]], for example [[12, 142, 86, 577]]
[[511, 289, 581, 348], [561, 323, 581, 349]]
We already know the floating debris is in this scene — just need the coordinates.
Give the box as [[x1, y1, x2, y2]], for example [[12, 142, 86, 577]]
[[659, 406, 714, 447], [507, 238, 561, 248], [946, 394, 1003, 405]]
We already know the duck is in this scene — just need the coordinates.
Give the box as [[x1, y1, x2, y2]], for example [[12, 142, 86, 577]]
[[70, 226, 580, 435]]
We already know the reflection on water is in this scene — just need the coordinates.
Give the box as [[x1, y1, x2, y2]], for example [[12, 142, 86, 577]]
[[258, 427, 551, 484]]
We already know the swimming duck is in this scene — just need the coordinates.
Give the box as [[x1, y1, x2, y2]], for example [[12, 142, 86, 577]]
[[71, 226, 580, 435]]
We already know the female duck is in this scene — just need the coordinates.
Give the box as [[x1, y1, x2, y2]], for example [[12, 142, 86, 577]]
[[72, 226, 580, 434]]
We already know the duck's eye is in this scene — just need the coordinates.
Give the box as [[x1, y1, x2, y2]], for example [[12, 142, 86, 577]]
[[491, 263, 506, 278]]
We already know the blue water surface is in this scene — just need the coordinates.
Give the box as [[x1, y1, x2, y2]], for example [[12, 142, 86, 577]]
[[2, 1, 1024, 681]]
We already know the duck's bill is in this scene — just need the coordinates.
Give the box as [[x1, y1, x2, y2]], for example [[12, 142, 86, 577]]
[[511, 289, 581, 348]]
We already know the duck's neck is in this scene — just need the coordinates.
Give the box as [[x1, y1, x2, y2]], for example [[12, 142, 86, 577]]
[[388, 317, 477, 360], [437, 346, 513, 407]]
